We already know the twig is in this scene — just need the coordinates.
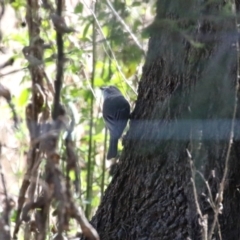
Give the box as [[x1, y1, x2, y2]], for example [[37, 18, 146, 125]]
[[0, 143, 12, 240], [13, 0, 44, 236], [0, 67, 28, 78], [0, 0, 5, 22], [100, 56, 111, 198], [38, 66, 55, 95], [7, 100, 18, 129], [208, 2, 239, 239], [65, 106, 80, 194], [101, 127, 107, 199], [186, 149, 207, 240], [52, 0, 64, 120], [0, 58, 14, 70], [196, 171, 215, 210], [196, 170, 222, 240], [85, 0, 97, 219], [81, 0, 137, 96], [71, 203, 99, 240], [0, 83, 18, 128], [106, 0, 145, 55]]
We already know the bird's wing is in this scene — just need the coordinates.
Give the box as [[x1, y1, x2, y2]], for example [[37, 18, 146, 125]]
[[103, 96, 130, 138]]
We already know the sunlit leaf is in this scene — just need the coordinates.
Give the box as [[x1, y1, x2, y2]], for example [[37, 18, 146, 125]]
[[74, 2, 84, 13], [69, 170, 76, 181], [82, 22, 92, 38], [17, 88, 30, 107], [123, 62, 137, 78]]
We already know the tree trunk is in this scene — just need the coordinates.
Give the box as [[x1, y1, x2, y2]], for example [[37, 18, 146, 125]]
[[90, 1, 240, 239]]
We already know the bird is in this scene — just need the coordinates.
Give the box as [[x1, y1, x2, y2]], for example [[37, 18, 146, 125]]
[[100, 86, 130, 160]]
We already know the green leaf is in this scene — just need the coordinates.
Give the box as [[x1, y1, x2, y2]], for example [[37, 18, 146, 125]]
[[11, 209, 17, 223], [69, 170, 76, 181], [17, 88, 30, 107], [92, 193, 100, 207], [74, 2, 84, 13], [82, 22, 92, 38], [132, 2, 141, 7]]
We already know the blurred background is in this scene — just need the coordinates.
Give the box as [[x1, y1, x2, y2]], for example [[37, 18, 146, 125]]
[[0, 0, 154, 220]]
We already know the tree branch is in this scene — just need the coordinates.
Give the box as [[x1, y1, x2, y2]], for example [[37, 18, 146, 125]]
[[52, 0, 64, 120]]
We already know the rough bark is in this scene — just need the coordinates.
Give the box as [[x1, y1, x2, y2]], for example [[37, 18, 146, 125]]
[[90, 1, 240, 240]]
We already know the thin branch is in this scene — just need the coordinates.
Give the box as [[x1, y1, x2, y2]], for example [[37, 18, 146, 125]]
[[196, 171, 215, 210], [0, 58, 15, 70], [7, 100, 18, 129], [101, 127, 107, 199], [65, 106, 80, 194], [13, 0, 44, 236], [81, 0, 137, 96], [0, 0, 5, 22], [0, 83, 18, 128], [71, 203, 99, 240], [0, 67, 27, 78], [196, 171, 222, 240], [208, 2, 239, 239], [186, 149, 207, 240], [101, 53, 112, 198], [0, 144, 10, 239], [105, 0, 145, 55], [52, 0, 64, 120], [85, 0, 97, 219]]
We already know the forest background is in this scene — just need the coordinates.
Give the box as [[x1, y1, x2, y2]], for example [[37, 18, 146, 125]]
[[0, 0, 153, 239], [1, 0, 240, 240]]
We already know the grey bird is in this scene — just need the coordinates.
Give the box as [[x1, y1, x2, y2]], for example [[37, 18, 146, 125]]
[[100, 86, 130, 160]]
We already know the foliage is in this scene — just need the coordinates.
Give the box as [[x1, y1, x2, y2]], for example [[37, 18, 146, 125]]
[[0, 0, 154, 238]]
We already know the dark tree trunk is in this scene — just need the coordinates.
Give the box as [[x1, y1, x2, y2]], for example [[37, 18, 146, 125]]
[[90, 1, 240, 239]]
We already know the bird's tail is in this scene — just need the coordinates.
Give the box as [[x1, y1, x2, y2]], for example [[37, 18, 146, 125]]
[[107, 137, 118, 160]]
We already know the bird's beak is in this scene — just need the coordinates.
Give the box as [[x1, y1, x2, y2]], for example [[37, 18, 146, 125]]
[[100, 87, 106, 91]]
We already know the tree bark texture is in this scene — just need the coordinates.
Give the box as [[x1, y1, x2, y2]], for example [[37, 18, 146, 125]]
[[90, 1, 240, 239]]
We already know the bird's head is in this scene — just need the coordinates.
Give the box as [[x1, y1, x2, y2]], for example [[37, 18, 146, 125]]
[[100, 86, 122, 99]]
